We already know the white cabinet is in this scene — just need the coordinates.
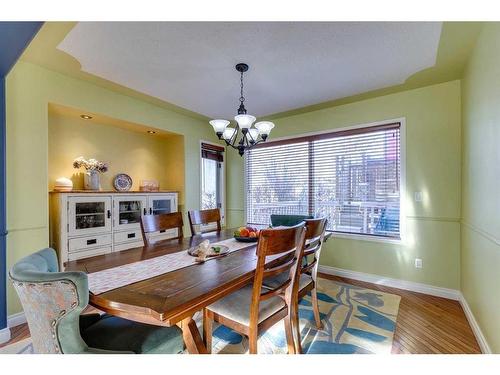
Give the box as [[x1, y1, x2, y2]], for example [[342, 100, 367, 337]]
[[50, 191, 178, 269]]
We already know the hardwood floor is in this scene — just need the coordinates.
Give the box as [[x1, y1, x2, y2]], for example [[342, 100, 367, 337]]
[[0, 275, 481, 353], [319, 273, 481, 354]]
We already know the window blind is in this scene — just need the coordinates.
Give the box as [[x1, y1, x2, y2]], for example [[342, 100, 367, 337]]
[[201, 142, 224, 162], [245, 122, 401, 239]]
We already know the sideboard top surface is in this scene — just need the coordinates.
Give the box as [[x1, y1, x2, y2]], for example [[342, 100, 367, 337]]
[[49, 190, 178, 194]]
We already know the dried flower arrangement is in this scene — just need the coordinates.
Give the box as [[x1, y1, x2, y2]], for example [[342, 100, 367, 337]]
[[73, 156, 109, 173]]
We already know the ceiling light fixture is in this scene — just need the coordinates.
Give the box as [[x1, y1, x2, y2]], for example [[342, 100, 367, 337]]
[[147, 130, 156, 134], [80, 114, 93, 120], [209, 63, 274, 156]]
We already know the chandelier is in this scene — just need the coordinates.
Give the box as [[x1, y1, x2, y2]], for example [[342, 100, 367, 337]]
[[209, 63, 275, 156]]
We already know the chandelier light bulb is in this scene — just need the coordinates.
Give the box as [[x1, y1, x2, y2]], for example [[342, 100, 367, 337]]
[[247, 128, 259, 143], [223, 127, 236, 141], [234, 114, 256, 130], [255, 121, 275, 135], [209, 119, 230, 135]]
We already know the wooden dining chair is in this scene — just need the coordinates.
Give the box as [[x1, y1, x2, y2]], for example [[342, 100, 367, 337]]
[[140, 212, 184, 246], [262, 217, 328, 353], [203, 223, 307, 354], [187, 208, 222, 235]]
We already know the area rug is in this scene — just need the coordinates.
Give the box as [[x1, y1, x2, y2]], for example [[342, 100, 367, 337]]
[[206, 277, 401, 354], [0, 278, 400, 354]]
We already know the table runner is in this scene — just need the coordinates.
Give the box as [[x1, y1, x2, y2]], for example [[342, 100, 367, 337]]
[[87, 238, 256, 295]]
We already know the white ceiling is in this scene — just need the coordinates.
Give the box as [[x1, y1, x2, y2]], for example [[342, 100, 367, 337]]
[[58, 22, 442, 119]]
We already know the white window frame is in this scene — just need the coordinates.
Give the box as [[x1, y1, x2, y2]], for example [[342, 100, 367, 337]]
[[244, 117, 406, 244], [199, 139, 226, 226]]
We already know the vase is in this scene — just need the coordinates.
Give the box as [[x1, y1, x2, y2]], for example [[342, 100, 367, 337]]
[[84, 170, 100, 190]]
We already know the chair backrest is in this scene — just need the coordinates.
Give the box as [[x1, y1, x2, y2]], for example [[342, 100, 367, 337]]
[[140, 212, 184, 245], [270, 214, 313, 227], [249, 223, 307, 327], [187, 208, 222, 235], [9, 248, 89, 354], [302, 218, 328, 280]]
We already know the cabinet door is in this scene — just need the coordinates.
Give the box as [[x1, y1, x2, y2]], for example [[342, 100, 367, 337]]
[[147, 194, 177, 215], [113, 195, 147, 231], [68, 196, 112, 236]]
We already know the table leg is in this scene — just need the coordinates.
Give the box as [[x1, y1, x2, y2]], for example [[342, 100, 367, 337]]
[[180, 315, 208, 354]]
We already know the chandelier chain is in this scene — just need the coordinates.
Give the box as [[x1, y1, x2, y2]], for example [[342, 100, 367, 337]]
[[239, 70, 245, 103]]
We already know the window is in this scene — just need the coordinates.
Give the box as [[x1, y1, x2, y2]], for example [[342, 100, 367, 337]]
[[200, 142, 225, 221], [245, 122, 401, 239]]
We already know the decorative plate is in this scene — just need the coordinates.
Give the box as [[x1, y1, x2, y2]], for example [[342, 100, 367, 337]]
[[234, 236, 259, 243], [113, 173, 133, 191], [187, 244, 230, 257]]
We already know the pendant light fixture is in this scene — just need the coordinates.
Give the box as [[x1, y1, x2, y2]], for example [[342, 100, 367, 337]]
[[209, 63, 275, 156]]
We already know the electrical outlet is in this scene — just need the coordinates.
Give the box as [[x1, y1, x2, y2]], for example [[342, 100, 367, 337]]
[[414, 191, 423, 202], [415, 258, 423, 269]]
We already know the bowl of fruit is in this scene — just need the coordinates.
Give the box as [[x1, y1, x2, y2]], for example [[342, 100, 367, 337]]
[[234, 226, 260, 242]]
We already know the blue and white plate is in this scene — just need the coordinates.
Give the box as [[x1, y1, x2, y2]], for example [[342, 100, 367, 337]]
[[113, 173, 132, 191]]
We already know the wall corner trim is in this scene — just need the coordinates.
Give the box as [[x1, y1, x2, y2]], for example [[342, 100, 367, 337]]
[[318, 265, 461, 300], [459, 293, 492, 354], [0, 327, 11, 344]]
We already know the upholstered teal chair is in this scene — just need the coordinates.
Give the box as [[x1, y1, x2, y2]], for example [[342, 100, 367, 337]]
[[270, 214, 313, 227], [9, 248, 184, 354]]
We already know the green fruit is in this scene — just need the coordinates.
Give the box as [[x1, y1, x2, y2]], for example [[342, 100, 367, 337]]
[[234, 230, 240, 236]]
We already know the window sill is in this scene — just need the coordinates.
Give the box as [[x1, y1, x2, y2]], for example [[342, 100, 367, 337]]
[[329, 231, 402, 245]]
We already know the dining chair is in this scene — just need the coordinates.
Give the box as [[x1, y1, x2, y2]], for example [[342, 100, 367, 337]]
[[202, 223, 307, 354], [270, 214, 313, 227], [9, 248, 184, 354], [140, 211, 184, 246], [262, 217, 328, 353], [187, 208, 222, 235]]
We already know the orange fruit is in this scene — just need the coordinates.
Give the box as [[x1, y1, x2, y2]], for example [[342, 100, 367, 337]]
[[249, 231, 257, 238], [239, 228, 250, 237]]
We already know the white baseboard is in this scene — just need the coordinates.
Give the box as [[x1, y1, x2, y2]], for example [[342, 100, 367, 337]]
[[7, 312, 26, 328], [459, 294, 492, 354], [319, 265, 492, 354], [0, 327, 11, 344], [319, 265, 461, 300]]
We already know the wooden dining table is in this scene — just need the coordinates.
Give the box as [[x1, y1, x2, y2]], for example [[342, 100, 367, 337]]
[[65, 228, 266, 354]]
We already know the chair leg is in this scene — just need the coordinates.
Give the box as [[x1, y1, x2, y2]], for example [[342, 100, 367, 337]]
[[203, 309, 213, 353], [248, 330, 258, 354], [284, 315, 296, 354], [290, 301, 302, 354], [311, 287, 323, 329]]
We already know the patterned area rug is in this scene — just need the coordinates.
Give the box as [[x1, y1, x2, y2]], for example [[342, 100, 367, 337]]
[[0, 278, 400, 354], [206, 278, 401, 354]]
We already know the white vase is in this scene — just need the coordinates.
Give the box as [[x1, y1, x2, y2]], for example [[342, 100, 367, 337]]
[[84, 170, 100, 190]]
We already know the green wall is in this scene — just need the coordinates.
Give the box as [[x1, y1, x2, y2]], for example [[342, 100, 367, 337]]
[[5, 61, 217, 315], [227, 80, 462, 290], [461, 23, 500, 353]]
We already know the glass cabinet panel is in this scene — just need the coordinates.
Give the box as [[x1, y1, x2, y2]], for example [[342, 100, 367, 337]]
[[147, 194, 177, 216], [75, 202, 106, 230], [118, 200, 142, 224], [68, 196, 112, 236], [152, 199, 171, 215], [113, 196, 147, 230]]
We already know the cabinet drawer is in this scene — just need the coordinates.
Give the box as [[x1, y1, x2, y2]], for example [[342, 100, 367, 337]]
[[68, 234, 112, 252], [114, 229, 142, 244], [67, 246, 112, 261]]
